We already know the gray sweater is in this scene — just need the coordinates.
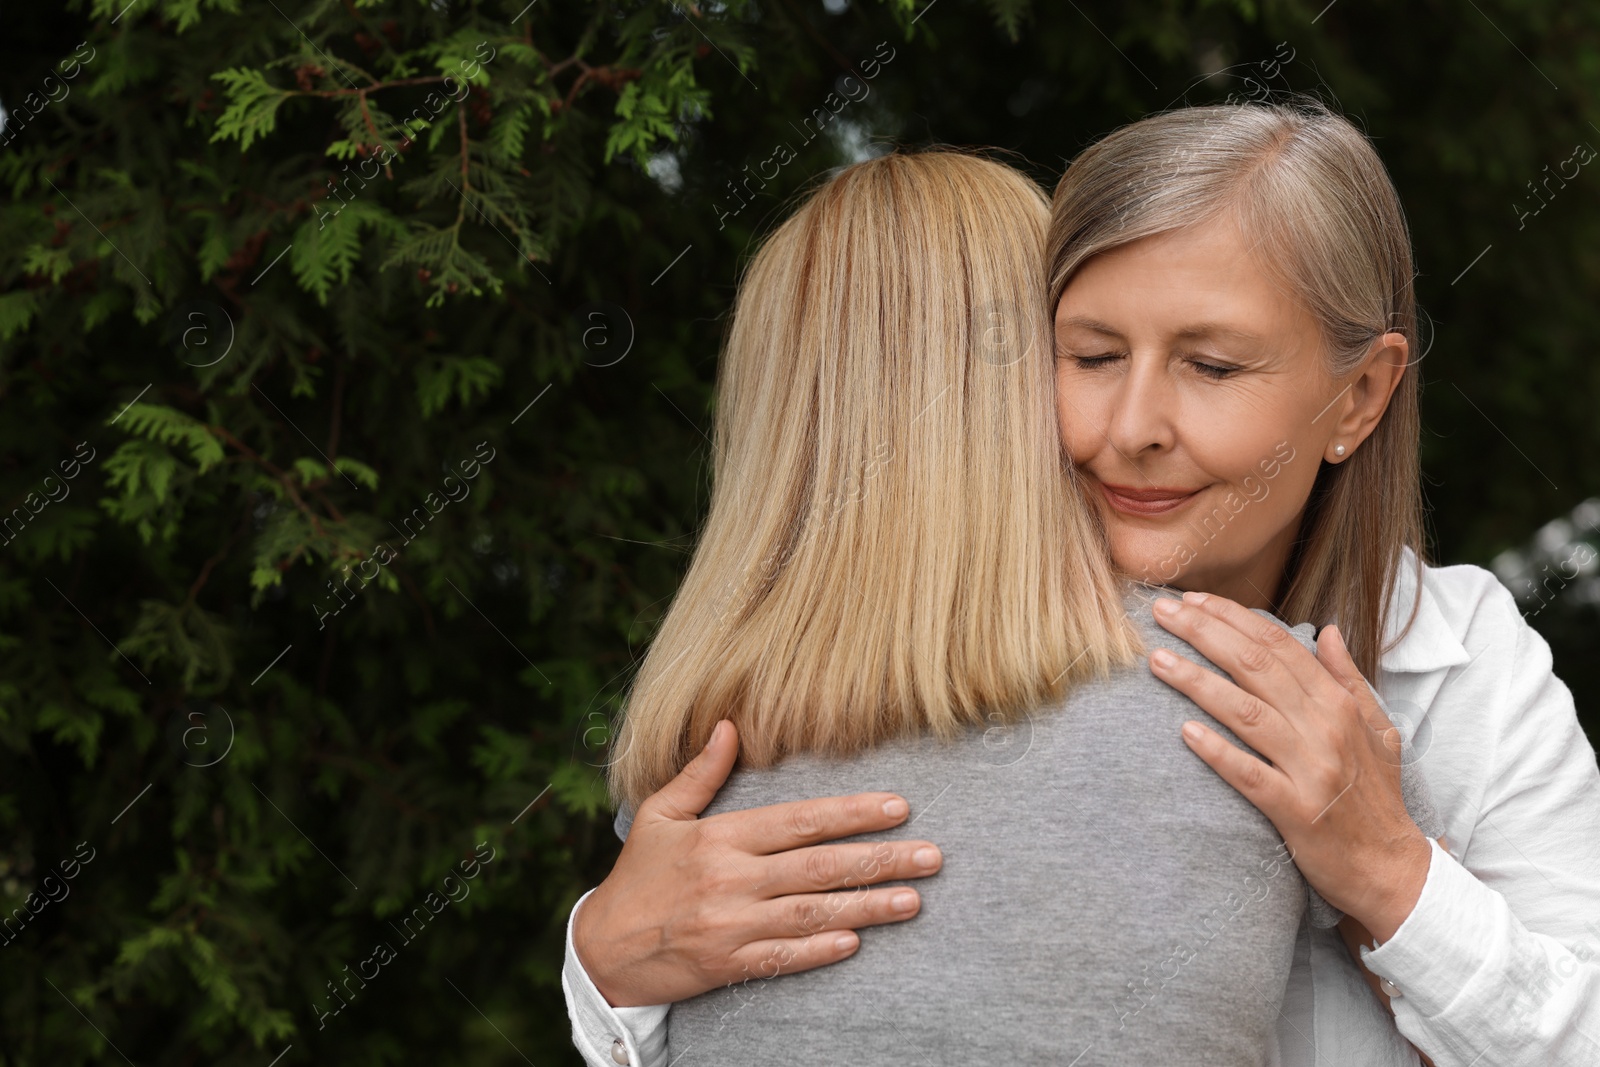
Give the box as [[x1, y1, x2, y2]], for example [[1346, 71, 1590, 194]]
[[616, 583, 1442, 1066]]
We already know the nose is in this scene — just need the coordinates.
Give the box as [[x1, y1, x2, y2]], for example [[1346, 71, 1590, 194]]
[[1104, 354, 1177, 459]]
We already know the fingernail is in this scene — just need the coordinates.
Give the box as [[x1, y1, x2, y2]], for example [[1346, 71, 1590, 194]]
[[891, 891, 918, 912], [883, 797, 908, 819], [1182, 591, 1209, 604], [1151, 648, 1178, 669], [834, 931, 858, 951], [1182, 721, 1204, 742], [1153, 598, 1179, 615], [704, 721, 722, 750], [913, 847, 940, 868]]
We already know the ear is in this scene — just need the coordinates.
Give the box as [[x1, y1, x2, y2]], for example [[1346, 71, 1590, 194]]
[[1327, 331, 1407, 463]]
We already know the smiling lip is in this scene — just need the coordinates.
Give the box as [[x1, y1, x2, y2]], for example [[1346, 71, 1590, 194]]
[[1097, 482, 1202, 516]]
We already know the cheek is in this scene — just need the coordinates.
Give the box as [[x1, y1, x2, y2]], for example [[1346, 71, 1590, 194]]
[[1252, 455, 1319, 527], [1201, 442, 1319, 556], [1054, 370, 1108, 461]]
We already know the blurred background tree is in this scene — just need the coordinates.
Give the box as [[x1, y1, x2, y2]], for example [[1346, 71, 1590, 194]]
[[0, 0, 1595, 1063]]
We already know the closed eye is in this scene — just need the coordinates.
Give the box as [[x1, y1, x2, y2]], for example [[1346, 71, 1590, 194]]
[[1189, 359, 1239, 379], [1061, 352, 1124, 369]]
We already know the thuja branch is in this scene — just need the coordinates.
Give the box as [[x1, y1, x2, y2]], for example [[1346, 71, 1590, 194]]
[[187, 508, 253, 604], [306, 76, 452, 98], [554, 63, 643, 113], [209, 425, 343, 532]]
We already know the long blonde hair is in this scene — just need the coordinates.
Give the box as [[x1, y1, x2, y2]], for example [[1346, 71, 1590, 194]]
[[610, 151, 1139, 811], [1044, 97, 1425, 680]]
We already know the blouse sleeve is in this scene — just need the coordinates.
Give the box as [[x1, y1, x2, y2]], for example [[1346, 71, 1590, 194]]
[[562, 887, 673, 1067], [1359, 586, 1600, 1065]]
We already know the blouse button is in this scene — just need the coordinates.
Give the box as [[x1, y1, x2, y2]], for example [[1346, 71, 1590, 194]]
[[609, 1038, 631, 1065], [1379, 977, 1402, 998]]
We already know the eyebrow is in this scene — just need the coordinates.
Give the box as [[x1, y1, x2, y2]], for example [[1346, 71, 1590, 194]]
[[1055, 315, 1266, 348]]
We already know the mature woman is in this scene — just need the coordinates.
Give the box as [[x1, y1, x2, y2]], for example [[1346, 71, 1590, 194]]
[[568, 100, 1600, 1066], [1045, 101, 1600, 1064]]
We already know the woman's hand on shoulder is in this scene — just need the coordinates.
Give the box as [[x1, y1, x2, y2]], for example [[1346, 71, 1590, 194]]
[[1147, 592, 1432, 940], [572, 719, 945, 1007]]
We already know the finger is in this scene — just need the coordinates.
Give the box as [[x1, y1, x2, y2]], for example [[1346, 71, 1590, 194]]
[[760, 838, 943, 896], [1149, 645, 1298, 763], [1153, 592, 1318, 704], [1315, 623, 1368, 700], [646, 719, 739, 822], [743, 882, 927, 944], [721, 927, 871, 986], [1179, 719, 1293, 817], [1316, 624, 1394, 735], [718, 791, 916, 854]]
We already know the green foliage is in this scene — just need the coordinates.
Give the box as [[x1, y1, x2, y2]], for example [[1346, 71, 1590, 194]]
[[985, 0, 1032, 42], [414, 356, 502, 418], [209, 68, 293, 153], [290, 199, 410, 305], [0, 291, 40, 341], [1, 1, 1597, 1065], [100, 404, 225, 543]]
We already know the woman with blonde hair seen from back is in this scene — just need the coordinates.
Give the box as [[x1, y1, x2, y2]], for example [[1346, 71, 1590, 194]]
[[563, 148, 1443, 1067]]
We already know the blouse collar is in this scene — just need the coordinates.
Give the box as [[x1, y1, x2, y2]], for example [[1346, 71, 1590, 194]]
[[1378, 546, 1473, 674]]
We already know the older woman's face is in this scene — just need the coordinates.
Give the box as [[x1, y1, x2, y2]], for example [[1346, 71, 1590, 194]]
[[1053, 214, 1354, 607]]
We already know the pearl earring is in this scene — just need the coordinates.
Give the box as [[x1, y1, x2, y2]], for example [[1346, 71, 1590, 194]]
[[1334, 444, 1347, 457]]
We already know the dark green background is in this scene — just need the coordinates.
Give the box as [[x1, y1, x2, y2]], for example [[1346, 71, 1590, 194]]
[[0, 0, 1595, 1063]]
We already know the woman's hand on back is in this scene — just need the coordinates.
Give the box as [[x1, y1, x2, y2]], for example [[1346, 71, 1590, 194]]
[[572, 719, 945, 1008]]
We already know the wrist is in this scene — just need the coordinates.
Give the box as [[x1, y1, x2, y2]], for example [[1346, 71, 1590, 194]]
[[572, 883, 632, 1008], [1348, 830, 1434, 943]]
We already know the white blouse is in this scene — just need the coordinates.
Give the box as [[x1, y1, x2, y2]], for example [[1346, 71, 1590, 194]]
[[561, 550, 1600, 1067]]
